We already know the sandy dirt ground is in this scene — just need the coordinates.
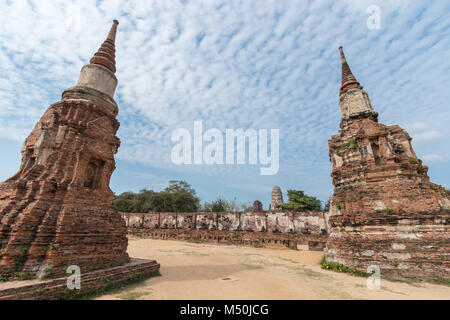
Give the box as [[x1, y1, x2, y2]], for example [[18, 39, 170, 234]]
[[95, 237, 450, 300]]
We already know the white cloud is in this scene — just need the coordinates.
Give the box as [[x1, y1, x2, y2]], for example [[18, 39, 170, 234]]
[[403, 122, 428, 132], [413, 130, 440, 144], [0, 0, 449, 202], [421, 154, 443, 163]]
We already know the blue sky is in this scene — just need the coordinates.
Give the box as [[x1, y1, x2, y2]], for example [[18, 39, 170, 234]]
[[0, 0, 449, 209]]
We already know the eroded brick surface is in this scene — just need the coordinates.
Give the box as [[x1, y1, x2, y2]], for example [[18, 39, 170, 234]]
[[269, 185, 283, 211], [0, 258, 160, 300], [0, 21, 132, 279], [121, 211, 328, 251], [325, 48, 450, 280]]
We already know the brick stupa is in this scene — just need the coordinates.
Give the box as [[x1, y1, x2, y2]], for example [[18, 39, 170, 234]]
[[269, 185, 284, 211], [325, 47, 450, 280], [0, 21, 131, 279]]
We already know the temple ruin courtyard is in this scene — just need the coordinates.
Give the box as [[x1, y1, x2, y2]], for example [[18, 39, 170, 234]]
[[94, 237, 450, 300], [0, 13, 448, 301]]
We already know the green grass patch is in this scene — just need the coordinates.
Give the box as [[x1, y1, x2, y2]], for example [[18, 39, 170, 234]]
[[241, 263, 264, 270], [429, 278, 450, 287], [379, 275, 449, 288], [43, 266, 53, 279], [381, 286, 407, 295], [0, 270, 36, 282], [342, 138, 358, 151], [55, 271, 161, 300], [320, 256, 369, 277], [417, 167, 426, 174], [178, 249, 210, 257], [295, 266, 326, 280], [278, 257, 299, 264], [117, 289, 152, 300], [383, 276, 425, 287], [15, 255, 27, 272]]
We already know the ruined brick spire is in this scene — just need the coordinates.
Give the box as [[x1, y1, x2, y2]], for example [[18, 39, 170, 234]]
[[0, 19, 134, 280], [339, 46, 363, 96], [90, 20, 119, 73]]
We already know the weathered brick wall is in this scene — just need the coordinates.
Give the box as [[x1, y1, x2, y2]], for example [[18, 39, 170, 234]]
[[326, 85, 450, 280], [121, 211, 329, 251], [325, 47, 450, 281], [325, 209, 449, 280], [325, 117, 450, 280], [0, 22, 133, 280], [0, 258, 159, 300]]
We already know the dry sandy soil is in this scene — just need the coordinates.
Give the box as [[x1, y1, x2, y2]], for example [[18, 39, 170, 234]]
[[96, 237, 450, 300]]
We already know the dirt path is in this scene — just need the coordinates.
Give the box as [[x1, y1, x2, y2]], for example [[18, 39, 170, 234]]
[[95, 238, 450, 300]]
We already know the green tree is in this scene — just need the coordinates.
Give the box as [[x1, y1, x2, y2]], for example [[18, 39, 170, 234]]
[[279, 190, 322, 212], [131, 189, 156, 213], [112, 181, 200, 213], [210, 197, 227, 212], [113, 192, 135, 212], [164, 180, 197, 195], [148, 192, 173, 212], [163, 180, 200, 212], [324, 198, 331, 212], [202, 197, 251, 212]]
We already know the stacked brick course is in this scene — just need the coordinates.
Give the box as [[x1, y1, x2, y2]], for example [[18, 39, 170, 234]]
[[324, 47, 450, 280], [0, 258, 160, 300]]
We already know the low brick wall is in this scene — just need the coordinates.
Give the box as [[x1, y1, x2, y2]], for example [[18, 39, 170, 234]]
[[325, 210, 450, 280], [121, 211, 329, 251], [0, 258, 160, 300]]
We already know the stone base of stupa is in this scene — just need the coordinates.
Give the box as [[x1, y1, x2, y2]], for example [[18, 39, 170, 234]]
[[0, 258, 160, 300]]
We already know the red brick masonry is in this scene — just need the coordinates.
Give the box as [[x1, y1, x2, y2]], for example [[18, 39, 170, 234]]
[[0, 258, 160, 300], [325, 48, 450, 281]]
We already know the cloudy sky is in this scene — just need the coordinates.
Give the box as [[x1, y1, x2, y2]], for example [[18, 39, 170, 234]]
[[0, 0, 449, 208]]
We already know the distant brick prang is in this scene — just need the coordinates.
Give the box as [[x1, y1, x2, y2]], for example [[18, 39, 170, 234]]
[[325, 47, 450, 280], [269, 185, 284, 211], [252, 200, 263, 212], [121, 211, 329, 251], [0, 21, 136, 280]]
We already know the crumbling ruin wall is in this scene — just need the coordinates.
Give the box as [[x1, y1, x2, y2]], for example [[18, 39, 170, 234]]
[[0, 88, 129, 280], [325, 117, 450, 281], [0, 258, 160, 300], [121, 211, 328, 251], [325, 47, 450, 281], [0, 21, 159, 282], [326, 205, 449, 280]]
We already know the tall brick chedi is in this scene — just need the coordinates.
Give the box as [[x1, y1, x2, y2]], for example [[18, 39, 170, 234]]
[[269, 185, 284, 211], [0, 21, 130, 279], [325, 47, 449, 279]]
